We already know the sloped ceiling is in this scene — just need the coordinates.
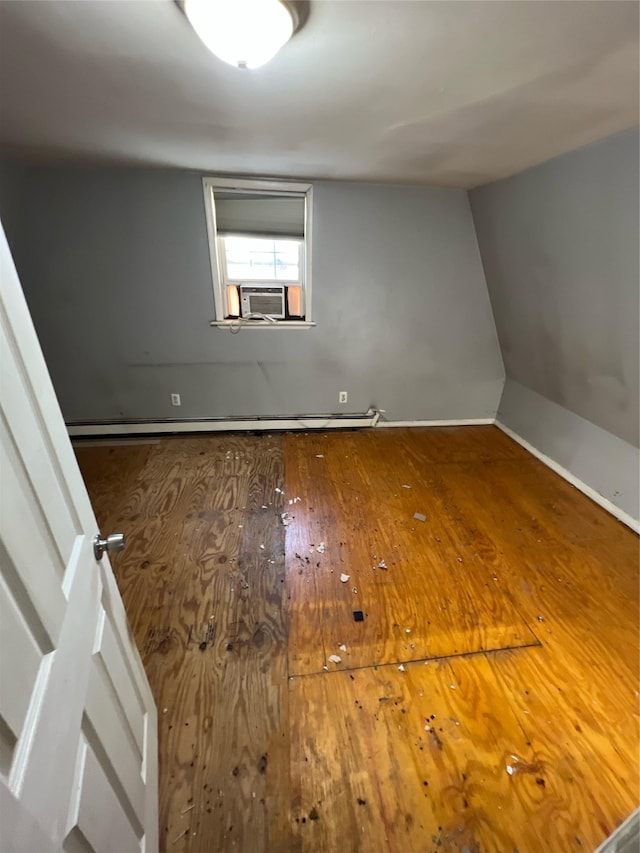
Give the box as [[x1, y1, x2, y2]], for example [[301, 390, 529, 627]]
[[0, 0, 637, 187]]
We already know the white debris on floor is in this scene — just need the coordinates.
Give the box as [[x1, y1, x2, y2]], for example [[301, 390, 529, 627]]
[[398, 664, 406, 672], [275, 487, 283, 494], [338, 644, 347, 652], [317, 542, 326, 553], [280, 512, 293, 526], [328, 654, 342, 664], [413, 512, 427, 522], [315, 454, 324, 458], [340, 573, 350, 583], [378, 560, 387, 569], [402, 484, 411, 489], [505, 754, 521, 776]]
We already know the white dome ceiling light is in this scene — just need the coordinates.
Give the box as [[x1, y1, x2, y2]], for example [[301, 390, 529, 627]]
[[181, 0, 304, 70]]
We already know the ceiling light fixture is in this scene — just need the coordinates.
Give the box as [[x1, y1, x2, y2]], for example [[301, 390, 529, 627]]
[[182, 0, 300, 70]]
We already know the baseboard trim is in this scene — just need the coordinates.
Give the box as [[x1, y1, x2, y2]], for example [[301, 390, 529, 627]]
[[495, 420, 639, 534], [376, 418, 495, 428], [593, 807, 639, 853], [67, 412, 500, 437], [67, 413, 378, 437]]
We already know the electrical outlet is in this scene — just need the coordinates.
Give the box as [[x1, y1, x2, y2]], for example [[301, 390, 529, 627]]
[[339, 391, 348, 404], [170, 393, 181, 406]]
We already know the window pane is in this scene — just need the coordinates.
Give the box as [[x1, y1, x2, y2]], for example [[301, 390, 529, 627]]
[[274, 243, 300, 280], [223, 236, 300, 282]]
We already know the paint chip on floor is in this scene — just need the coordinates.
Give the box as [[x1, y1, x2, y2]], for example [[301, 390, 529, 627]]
[[413, 512, 427, 522]]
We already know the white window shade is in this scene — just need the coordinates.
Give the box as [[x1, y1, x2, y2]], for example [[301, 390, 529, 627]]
[[214, 193, 305, 238]]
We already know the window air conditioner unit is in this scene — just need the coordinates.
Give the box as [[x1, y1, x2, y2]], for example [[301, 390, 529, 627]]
[[240, 285, 286, 319]]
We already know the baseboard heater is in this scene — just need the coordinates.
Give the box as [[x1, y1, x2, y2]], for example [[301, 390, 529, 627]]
[[67, 408, 382, 438]]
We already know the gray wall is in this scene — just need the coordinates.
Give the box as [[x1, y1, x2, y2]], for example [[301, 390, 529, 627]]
[[0, 164, 504, 423], [499, 379, 639, 521], [470, 128, 639, 521], [470, 127, 639, 447], [0, 161, 27, 253]]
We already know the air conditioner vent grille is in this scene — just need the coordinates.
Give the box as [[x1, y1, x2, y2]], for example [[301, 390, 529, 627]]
[[240, 286, 285, 319]]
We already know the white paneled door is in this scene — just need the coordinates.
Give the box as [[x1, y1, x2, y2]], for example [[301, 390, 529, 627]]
[[0, 222, 158, 852]]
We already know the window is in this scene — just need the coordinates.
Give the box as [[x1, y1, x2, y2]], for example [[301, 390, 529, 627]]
[[202, 178, 313, 327]]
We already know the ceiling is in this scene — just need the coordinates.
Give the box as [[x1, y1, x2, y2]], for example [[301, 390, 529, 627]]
[[0, 0, 638, 188]]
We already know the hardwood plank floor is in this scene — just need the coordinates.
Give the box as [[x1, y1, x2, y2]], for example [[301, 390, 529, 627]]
[[74, 426, 639, 853]]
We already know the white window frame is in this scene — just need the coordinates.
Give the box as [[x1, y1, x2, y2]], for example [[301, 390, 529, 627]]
[[202, 177, 314, 329]]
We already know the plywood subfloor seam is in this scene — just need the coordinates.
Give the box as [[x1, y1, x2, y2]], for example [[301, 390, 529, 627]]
[[286, 638, 545, 680]]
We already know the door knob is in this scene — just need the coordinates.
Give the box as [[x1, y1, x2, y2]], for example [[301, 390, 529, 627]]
[[93, 532, 126, 561]]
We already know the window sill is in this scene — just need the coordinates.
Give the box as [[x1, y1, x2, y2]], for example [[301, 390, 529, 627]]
[[210, 320, 316, 329]]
